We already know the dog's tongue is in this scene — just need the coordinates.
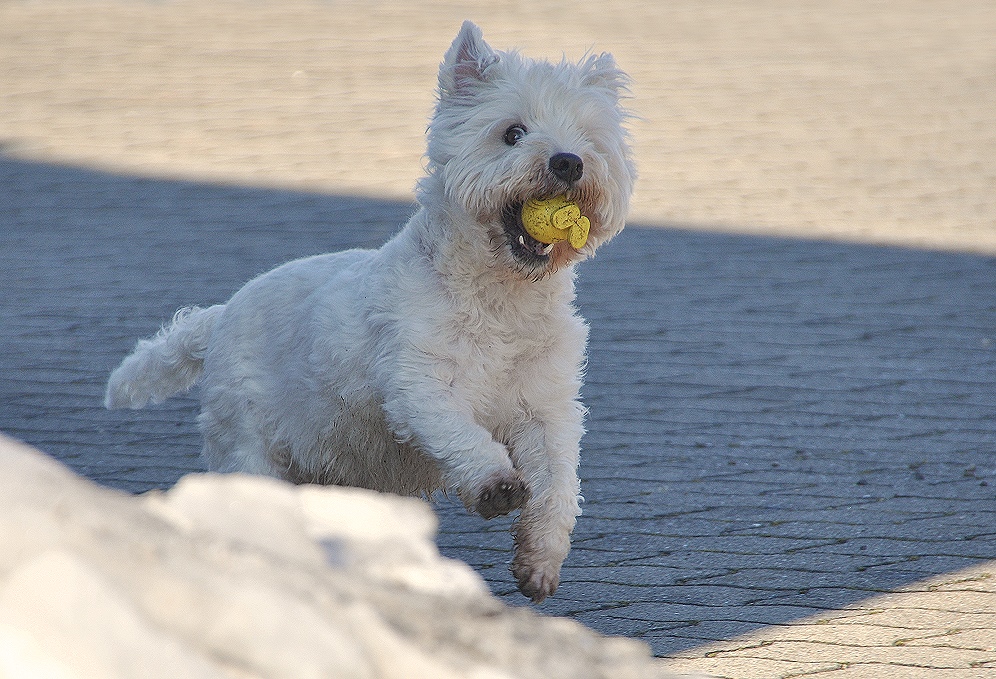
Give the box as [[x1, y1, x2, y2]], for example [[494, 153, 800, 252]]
[[530, 239, 553, 256]]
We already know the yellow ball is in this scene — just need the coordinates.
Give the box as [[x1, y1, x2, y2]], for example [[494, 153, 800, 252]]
[[521, 195, 591, 249]]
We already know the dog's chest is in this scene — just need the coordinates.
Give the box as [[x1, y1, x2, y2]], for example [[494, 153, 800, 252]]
[[440, 295, 575, 408]]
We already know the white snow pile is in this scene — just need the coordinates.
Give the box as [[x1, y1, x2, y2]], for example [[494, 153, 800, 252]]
[[0, 434, 685, 679]]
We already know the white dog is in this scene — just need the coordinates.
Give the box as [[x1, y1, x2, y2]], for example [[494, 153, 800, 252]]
[[106, 21, 636, 602]]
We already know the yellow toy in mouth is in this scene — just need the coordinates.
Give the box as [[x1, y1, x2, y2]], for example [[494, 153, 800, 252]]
[[520, 195, 590, 250]]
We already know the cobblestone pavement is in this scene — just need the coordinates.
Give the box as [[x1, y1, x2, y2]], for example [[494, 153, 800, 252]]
[[2, 1, 996, 677], [4, 156, 995, 676]]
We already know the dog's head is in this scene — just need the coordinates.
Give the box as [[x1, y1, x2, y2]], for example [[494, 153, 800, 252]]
[[421, 21, 637, 279]]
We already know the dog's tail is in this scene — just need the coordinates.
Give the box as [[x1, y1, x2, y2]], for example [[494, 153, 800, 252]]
[[104, 304, 226, 409]]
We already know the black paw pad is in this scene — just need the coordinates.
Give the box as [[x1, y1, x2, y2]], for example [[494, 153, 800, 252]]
[[476, 478, 529, 519]]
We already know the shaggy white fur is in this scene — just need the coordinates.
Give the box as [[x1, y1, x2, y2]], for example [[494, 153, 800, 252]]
[[106, 21, 636, 602]]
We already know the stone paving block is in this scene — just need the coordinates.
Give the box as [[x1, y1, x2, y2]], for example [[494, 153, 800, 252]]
[[801, 668, 996, 679], [706, 639, 995, 669], [825, 608, 996, 632], [902, 628, 996, 651], [664, 656, 842, 679]]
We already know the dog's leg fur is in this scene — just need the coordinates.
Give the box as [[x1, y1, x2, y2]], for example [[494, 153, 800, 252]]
[[506, 419, 584, 602], [379, 370, 529, 516], [505, 333, 587, 602]]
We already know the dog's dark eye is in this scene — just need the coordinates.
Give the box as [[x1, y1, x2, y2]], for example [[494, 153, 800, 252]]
[[503, 125, 527, 146]]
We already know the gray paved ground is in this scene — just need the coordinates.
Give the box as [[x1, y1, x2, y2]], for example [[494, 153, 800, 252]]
[[2, 153, 994, 664]]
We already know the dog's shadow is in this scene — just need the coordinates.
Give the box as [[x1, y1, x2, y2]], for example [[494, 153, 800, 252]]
[[3, 152, 994, 656]]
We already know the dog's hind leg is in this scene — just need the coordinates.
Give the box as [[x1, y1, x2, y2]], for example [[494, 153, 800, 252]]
[[196, 386, 282, 477]]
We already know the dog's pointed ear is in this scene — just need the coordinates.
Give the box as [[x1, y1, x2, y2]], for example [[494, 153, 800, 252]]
[[438, 21, 499, 100], [580, 52, 630, 99]]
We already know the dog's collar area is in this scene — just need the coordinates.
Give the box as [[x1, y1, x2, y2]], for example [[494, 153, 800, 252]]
[[501, 202, 555, 265]]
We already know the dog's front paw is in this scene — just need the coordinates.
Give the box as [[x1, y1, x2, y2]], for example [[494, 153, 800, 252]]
[[474, 471, 529, 519], [512, 519, 573, 603], [511, 553, 561, 603]]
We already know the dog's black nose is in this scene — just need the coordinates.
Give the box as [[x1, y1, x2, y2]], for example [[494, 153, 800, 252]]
[[549, 153, 584, 184]]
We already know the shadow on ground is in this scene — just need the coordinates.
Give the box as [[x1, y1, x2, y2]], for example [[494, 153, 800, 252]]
[[2, 154, 994, 656]]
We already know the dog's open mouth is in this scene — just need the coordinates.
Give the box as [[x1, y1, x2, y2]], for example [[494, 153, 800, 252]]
[[501, 202, 556, 264]]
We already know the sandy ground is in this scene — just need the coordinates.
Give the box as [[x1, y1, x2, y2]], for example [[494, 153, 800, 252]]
[[1, 0, 994, 253]]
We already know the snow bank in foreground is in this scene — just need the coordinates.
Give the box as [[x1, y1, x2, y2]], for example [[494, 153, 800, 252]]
[[0, 434, 686, 679]]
